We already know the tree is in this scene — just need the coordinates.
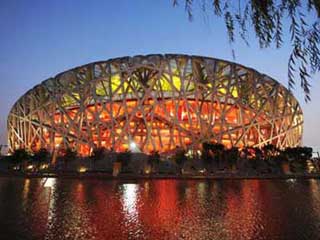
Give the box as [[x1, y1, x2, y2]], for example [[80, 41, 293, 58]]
[[174, 147, 187, 173], [201, 142, 213, 172], [32, 148, 50, 162], [148, 151, 160, 173], [211, 143, 225, 170], [10, 148, 31, 163], [262, 144, 280, 160], [284, 146, 313, 172], [32, 148, 51, 170], [10, 148, 31, 171], [116, 150, 132, 172], [261, 144, 284, 173], [173, 0, 320, 101], [59, 147, 77, 170], [224, 147, 239, 171], [298, 146, 313, 161], [90, 147, 107, 169], [201, 142, 225, 172], [91, 147, 107, 160]]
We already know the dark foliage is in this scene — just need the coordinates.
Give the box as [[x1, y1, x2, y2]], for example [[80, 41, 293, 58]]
[[59, 148, 77, 167], [174, 148, 187, 171], [202, 142, 225, 152], [148, 151, 160, 171], [283, 146, 313, 161], [201, 142, 213, 169], [262, 144, 280, 159], [174, 0, 320, 101], [10, 148, 31, 163], [32, 148, 50, 162], [90, 147, 107, 161], [200, 141, 315, 174], [201, 142, 226, 170], [224, 147, 239, 170], [116, 150, 131, 168]]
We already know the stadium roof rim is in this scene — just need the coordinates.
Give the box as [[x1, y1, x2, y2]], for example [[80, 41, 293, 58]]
[[10, 53, 298, 113]]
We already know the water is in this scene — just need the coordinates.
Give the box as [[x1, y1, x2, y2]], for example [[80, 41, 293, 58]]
[[0, 178, 320, 240]]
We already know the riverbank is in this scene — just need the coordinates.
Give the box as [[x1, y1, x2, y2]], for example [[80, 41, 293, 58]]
[[1, 171, 320, 180]]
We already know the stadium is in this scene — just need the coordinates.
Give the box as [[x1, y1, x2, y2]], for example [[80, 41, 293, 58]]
[[7, 54, 303, 155]]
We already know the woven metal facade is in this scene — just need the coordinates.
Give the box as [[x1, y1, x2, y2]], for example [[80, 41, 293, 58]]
[[7, 54, 303, 155]]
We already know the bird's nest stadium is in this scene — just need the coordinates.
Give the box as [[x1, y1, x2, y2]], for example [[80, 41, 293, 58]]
[[7, 54, 303, 155]]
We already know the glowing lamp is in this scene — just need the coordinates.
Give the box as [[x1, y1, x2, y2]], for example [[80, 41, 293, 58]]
[[130, 142, 137, 149], [27, 165, 33, 170], [40, 164, 48, 170], [78, 167, 87, 173]]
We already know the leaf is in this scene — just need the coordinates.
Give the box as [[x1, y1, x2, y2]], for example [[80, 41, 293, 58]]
[[173, 0, 320, 101]]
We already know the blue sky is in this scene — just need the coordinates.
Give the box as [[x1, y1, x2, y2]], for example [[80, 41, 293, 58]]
[[1, 0, 319, 153]]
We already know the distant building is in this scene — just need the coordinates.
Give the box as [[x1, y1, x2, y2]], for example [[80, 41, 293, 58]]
[[7, 54, 303, 155]]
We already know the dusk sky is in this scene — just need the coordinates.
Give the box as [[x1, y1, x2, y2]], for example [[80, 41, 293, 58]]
[[1, 0, 319, 153]]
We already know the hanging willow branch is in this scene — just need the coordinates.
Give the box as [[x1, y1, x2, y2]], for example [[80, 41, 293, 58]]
[[173, 0, 320, 102]]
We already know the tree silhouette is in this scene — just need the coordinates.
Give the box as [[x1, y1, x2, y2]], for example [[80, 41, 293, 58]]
[[32, 148, 50, 162], [59, 147, 77, 169], [173, 0, 320, 101], [90, 147, 107, 169], [10, 148, 31, 163]]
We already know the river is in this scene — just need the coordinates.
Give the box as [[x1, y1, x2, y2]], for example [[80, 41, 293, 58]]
[[0, 178, 319, 239]]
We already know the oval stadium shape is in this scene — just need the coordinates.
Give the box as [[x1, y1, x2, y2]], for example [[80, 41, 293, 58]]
[[7, 54, 303, 155]]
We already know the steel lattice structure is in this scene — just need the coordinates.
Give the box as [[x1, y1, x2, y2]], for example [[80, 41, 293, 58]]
[[8, 54, 303, 155]]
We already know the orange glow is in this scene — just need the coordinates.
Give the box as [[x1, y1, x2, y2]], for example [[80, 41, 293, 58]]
[[7, 55, 303, 157], [29, 98, 277, 156]]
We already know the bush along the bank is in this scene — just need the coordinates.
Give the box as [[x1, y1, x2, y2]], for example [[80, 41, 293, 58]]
[[2, 144, 318, 176], [198, 143, 317, 175], [31, 148, 51, 171]]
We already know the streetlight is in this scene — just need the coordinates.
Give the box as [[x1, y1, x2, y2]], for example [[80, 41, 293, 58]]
[[130, 142, 136, 149], [129, 141, 140, 153]]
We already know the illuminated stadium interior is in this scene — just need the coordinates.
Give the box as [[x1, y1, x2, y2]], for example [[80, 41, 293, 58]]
[[8, 54, 303, 155]]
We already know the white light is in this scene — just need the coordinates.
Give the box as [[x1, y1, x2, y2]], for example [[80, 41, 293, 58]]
[[122, 184, 138, 217], [286, 178, 296, 184], [129, 141, 140, 153], [44, 178, 56, 188], [130, 142, 137, 149], [78, 166, 87, 173]]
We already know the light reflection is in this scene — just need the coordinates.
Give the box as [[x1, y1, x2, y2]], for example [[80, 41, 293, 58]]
[[3, 179, 320, 239], [22, 179, 30, 200], [143, 181, 150, 197], [197, 182, 206, 199], [122, 183, 139, 217], [75, 182, 85, 203], [309, 179, 320, 219], [44, 178, 57, 238], [121, 183, 145, 238], [44, 178, 56, 188], [78, 166, 87, 173], [286, 178, 297, 184]]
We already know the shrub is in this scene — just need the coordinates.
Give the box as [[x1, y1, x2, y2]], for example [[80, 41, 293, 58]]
[[32, 148, 51, 162], [10, 148, 31, 163]]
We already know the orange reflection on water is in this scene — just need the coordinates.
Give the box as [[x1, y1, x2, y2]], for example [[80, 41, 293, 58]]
[[22, 178, 30, 200], [11, 179, 320, 240]]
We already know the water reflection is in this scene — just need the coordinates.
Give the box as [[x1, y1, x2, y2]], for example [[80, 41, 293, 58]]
[[120, 183, 145, 238], [0, 178, 320, 240], [44, 178, 56, 188], [22, 178, 30, 200], [44, 177, 56, 234], [122, 183, 138, 218]]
